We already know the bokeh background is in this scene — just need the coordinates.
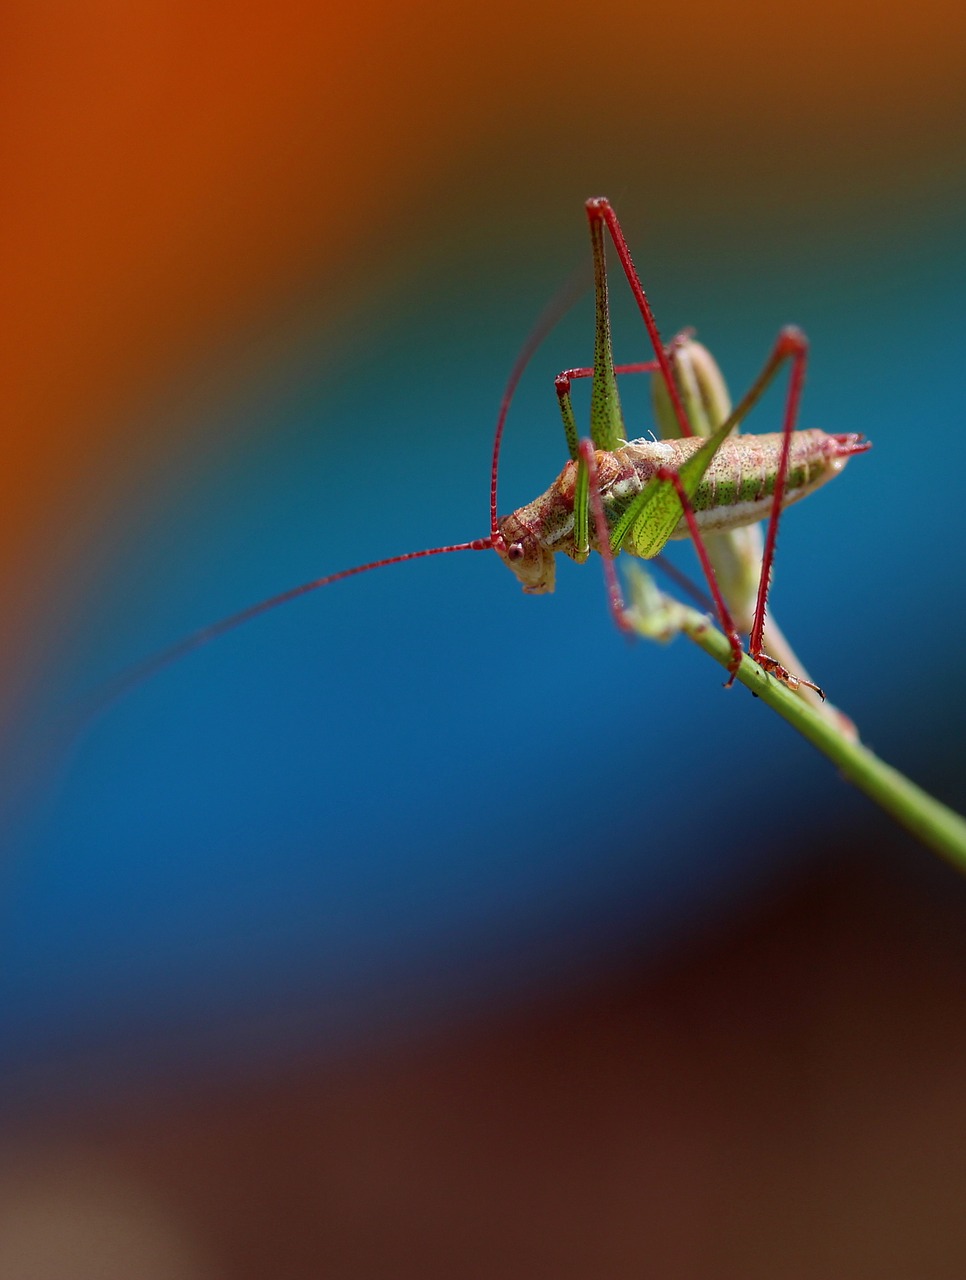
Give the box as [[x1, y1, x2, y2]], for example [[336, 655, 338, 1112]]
[[2, 2, 966, 1275]]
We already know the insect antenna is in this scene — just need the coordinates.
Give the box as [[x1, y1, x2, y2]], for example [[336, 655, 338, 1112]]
[[78, 260, 590, 722], [7, 542, 489, 807], [489, 265, 591, 546], [88, 542, 490, 714]]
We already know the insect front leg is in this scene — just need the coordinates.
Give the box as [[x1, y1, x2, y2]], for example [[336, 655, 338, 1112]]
[[575, 440, 631, 632]]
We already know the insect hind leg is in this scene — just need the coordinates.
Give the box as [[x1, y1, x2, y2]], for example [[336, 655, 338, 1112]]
[[585, 198, 695, 440], [577, 437, 748, 680], [654, 465, 745, 682], [729, 325, 826, 698], [662, 323, 826, 697]]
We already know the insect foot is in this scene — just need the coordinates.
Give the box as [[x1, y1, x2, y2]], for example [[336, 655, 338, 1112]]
[[756, 653, 826, 702]]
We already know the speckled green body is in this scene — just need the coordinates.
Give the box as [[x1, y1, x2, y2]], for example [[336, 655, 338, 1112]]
[[617, 429, 846, 547], [495, 428, 854, 594]]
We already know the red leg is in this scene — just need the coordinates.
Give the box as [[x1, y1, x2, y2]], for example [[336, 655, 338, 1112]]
[[656, 324, 822, 691], [555, 362, 662, 462], [676, 323, 825, 697], [577, 439, 632, 633], [582, 202, 829, 695], [745, 328, 808, 665], [554, 360, 661, 397], [655, 466, 745, 681], [585, 198, 695, 439]]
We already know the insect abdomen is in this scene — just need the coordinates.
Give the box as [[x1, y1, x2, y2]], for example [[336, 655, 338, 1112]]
[[617, 429, 851, 547]]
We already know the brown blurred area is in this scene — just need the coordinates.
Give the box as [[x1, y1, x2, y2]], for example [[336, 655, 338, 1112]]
[[4, 851, 965, 1279]]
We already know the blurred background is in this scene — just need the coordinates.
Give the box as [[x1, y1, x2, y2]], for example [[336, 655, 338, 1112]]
[[2, 1, 966, 1274]]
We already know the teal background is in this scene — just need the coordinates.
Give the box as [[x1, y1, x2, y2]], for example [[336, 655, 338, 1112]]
[[4, 175, 966, 1094]]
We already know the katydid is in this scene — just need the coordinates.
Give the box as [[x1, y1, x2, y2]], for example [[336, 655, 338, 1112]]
[[103, 197, 869, 707]]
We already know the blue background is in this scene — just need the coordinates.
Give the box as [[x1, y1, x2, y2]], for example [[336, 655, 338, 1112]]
[[4, 182, 965, 1097]]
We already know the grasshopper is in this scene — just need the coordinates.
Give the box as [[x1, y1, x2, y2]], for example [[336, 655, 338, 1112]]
[[103, 198, 869, 707]]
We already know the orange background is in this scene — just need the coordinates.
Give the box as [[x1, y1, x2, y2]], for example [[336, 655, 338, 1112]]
[[3, 0, 966, 728]]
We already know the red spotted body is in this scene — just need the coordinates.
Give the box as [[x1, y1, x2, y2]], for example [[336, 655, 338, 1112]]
[[495, 428, 867, 595]]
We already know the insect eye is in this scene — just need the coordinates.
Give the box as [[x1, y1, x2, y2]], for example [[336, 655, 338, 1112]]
[[507, 542, 525, 561]]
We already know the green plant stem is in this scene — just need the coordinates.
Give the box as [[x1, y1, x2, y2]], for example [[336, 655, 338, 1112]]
[[626, 574, 966, 872]]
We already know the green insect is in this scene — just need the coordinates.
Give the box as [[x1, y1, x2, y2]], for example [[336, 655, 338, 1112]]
[[104, 197, 869, 707]]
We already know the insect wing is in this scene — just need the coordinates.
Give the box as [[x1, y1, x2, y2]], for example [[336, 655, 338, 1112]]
[[610, 416, 735, 559]]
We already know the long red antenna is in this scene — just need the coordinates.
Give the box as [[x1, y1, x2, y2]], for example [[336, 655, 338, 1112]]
[[85, 258, 588, 719], [24, 541, 493, 795], [489, 266, 590, 544], [90, 541, 491, 713]]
